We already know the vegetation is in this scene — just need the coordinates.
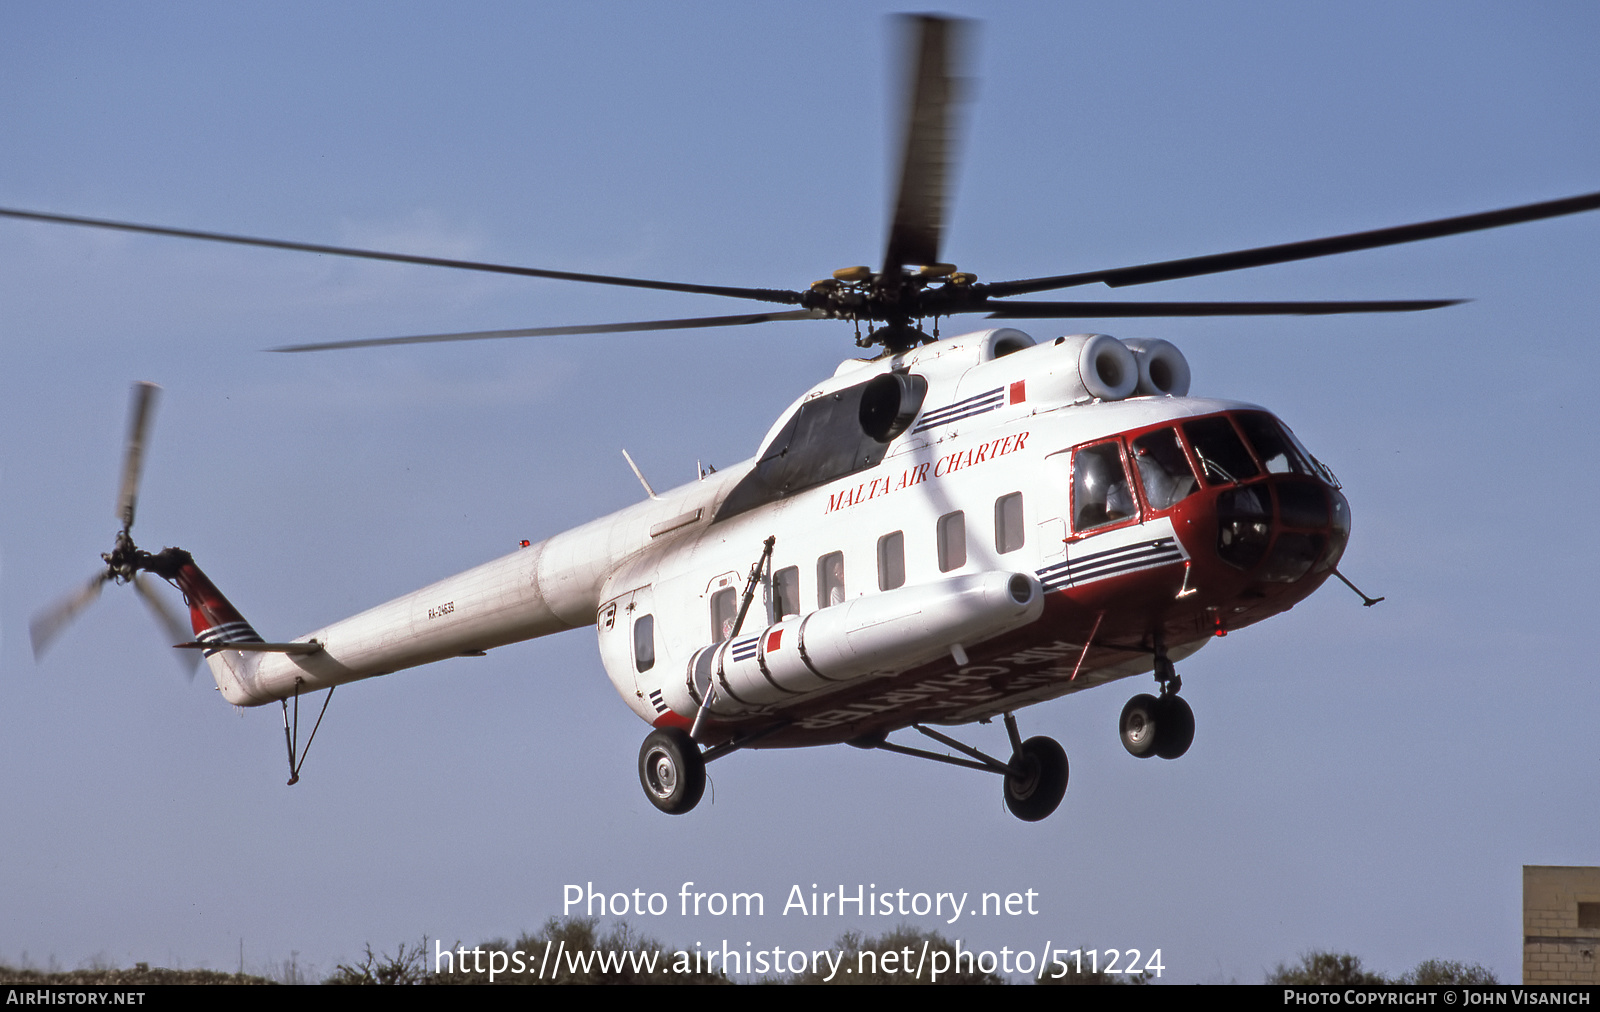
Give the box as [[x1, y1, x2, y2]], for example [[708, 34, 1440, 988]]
[[1397, 959, 1499, 985], [1268, 951, 1388, 985], [1268, 950, 1498, 986], [326, 939, 431, 985], [0, 961, 273, 985]]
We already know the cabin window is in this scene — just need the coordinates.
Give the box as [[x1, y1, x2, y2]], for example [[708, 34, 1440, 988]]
[[1131, 427, 1199, 511], [1072, 442, 1135, 532], [877, 531, 906, 590], [773, 566, 800, 619], [633, 614, 655, 672], [937, 511, 966, 572], [710, 587, 737, 641], [994, 492, 1025, 554], [818, 551, 846, 607]]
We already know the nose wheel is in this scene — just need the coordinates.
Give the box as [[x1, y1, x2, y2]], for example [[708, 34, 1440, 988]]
[[1119, 647, 1195, 760], [1119, 692, 1195, 759], [638, 727, 706, 814]]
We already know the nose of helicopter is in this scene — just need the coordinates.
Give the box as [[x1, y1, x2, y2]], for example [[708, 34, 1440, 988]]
[[1045, 409, 1353, 638], [1208, 475, 1351, 583], [1163, 470, 1352, 632]]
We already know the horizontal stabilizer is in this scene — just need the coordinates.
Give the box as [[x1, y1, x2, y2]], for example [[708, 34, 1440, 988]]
[[175, 639, 323, 655]]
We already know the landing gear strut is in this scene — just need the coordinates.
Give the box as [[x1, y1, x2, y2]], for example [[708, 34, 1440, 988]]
[[868, 712, 1069, 822], [1119, 641, 1195, 760]]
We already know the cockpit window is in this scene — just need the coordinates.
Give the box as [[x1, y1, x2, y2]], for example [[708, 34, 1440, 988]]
[[1072, 442, 1135, 532], [1276, 417, 1342, 487], [1235, 412, 1312, 476], [1182, 416, 1260, 485], [1131, 428, 1199, 511]]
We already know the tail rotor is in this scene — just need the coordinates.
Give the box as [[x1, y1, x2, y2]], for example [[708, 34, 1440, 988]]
[[30, 382, 198, 677], [28, 571, 112, 659]]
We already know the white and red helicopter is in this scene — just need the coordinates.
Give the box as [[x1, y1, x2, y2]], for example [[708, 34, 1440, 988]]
[[17, 17, 1600, 821]]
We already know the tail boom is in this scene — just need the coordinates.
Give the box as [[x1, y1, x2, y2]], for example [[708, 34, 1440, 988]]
[[171, 537, 598, 707]]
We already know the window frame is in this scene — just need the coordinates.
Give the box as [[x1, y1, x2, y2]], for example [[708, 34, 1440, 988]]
[[1069, 439, 1140, 537], [633, 614, 655, 673], [817, 551, 846, 608], [937, 510, 967, 572], [709, 587, 737, 642], [994, 492, 1025, 554], [772, 565, 801, 620], [877, 531, 906, 590]]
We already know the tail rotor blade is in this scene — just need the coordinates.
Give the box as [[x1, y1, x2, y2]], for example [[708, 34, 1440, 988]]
[[30, 572, 110, 660], [135, 574, 199, 679], [116, 382, 161, 534]]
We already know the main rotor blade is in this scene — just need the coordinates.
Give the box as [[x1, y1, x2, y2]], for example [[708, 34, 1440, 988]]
[[116, 382, 160, 534], [30, 572, 110, 660], [984, 299, 1465, 318], [0, 207, 804, 306], [269, 309, 829, 353], [984, 190, 1600, 297], [134, 574, 199, 679], [881, 15, 973, 278]]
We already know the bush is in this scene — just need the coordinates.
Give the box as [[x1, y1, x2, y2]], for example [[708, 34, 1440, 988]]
[[1267, 951, 1387, 985], [1267, 951, 1499, 986], [1399, 959, 1498, 985]]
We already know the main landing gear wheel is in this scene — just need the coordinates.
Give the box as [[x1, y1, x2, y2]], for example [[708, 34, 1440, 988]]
[[1153, 694, 1195, 760], [1120, 694, 1161, 758], [638, 727, 706, 815], [1120, 693, 1196, 760], [1003, 736, 1069, 822]]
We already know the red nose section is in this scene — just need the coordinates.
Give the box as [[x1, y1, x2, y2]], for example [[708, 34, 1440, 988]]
[[1152, 474, 1349, 636], [1170, 476, 1349, 582], [1045, 428, 1350, 651]]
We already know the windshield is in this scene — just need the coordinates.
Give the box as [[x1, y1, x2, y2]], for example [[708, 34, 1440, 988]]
[[1131, 427, 1199, 510], [1181, 415, 1259, 485]]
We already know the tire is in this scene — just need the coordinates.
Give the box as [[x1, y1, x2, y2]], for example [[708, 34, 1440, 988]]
[[1003, 736, 1069, 822], [1153, 695, 1195, 760], [1120, 693, 1160, 758], [638, 727, 706, 815]]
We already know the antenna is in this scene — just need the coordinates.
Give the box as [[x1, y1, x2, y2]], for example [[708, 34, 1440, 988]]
[[621, 449, 659, 500]]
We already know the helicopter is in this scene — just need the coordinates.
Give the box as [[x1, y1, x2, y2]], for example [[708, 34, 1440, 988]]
[[15, 16, 1600, 821]]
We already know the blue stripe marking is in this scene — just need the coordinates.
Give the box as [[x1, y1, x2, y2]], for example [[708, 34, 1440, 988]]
[[196, 620, 264, 657], [912, 387, 1005, 433], [1038, 537, 1185, 590]]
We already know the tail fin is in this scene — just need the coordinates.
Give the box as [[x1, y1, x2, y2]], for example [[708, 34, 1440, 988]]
[[147, 547, 266, 700]]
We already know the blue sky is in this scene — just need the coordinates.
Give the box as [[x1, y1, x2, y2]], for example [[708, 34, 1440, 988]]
[[3, 1, 1597, 983]]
